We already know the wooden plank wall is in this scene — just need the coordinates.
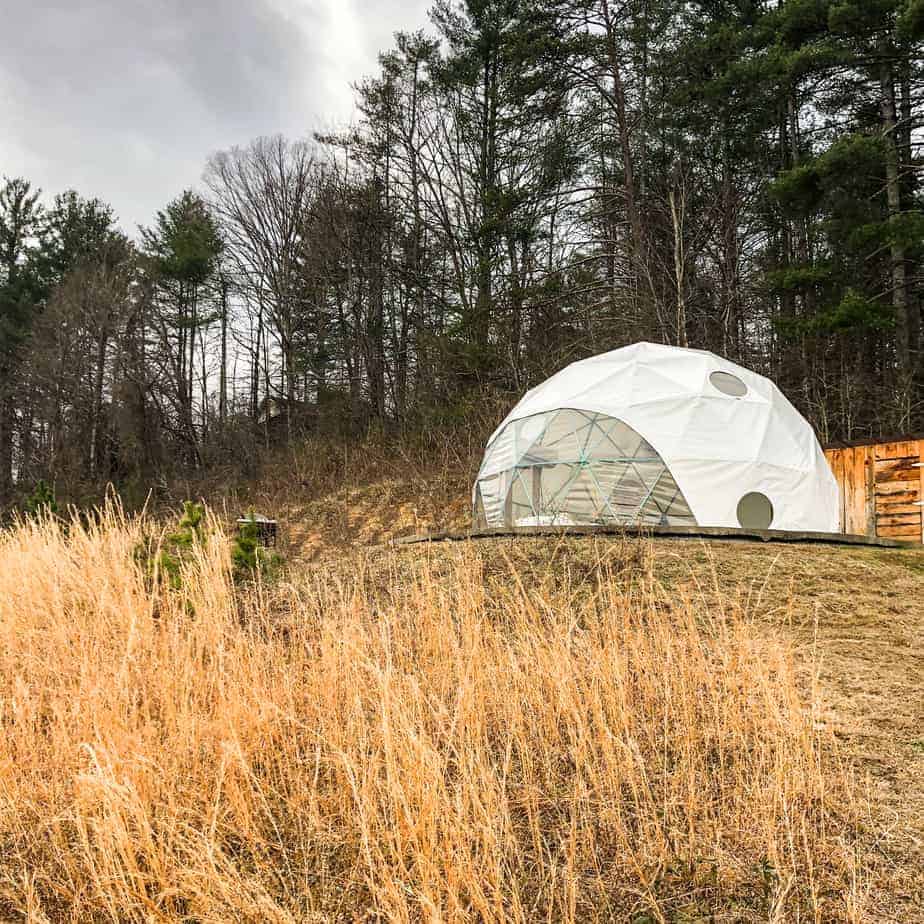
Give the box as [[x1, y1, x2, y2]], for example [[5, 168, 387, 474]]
[[824, 438, 924, 541]]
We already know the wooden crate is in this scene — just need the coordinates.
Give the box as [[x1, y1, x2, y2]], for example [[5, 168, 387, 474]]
[[824, 437, 924, 542]]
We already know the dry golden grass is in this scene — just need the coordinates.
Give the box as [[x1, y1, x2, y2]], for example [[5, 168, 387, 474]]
[[169, 409, 500, 555], [0, 508, 868, 922]]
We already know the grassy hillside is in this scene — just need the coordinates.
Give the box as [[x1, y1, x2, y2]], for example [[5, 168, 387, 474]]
[[154, 424, 488, 557], [0, 444, 922, 921]]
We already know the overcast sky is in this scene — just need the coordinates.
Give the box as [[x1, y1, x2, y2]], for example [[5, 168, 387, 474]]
[[0, 0, 431, 234]]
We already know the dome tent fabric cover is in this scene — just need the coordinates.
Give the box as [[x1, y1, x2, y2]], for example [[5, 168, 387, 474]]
[[473, 342, 840, 533]]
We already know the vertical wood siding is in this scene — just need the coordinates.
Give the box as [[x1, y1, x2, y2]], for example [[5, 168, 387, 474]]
[[824, 439, 924, 541]]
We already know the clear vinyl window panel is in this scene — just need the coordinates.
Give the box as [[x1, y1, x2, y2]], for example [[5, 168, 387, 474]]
[[474, 409, 696, 528]]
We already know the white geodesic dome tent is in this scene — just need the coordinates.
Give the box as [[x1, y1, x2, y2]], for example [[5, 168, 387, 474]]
[[473, 342, 840, 533]]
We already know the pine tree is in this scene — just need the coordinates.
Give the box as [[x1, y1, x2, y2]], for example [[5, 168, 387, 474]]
[[0, 178, 43, 500], [23, 479, 58, 519], [765, 0, 923, 429], [141, 192, 223, 464]]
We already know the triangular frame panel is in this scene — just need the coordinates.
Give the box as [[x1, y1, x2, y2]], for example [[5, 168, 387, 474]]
[[474, 409, 696, 528]]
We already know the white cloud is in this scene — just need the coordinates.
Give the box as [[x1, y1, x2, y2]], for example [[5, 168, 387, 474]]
[[0, 0, 430, 233]]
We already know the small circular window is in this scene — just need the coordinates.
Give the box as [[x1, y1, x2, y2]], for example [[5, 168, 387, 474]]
[[737, 492, 773, 529], [710, 370, 747, 397]]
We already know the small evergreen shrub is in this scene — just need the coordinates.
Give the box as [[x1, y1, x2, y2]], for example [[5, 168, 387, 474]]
[[135, 503, 282, 603], [136, 500, 208, 594], [232, 513, 282, 583], [158, 501, 207, 589], [24, 480, 58, 520]]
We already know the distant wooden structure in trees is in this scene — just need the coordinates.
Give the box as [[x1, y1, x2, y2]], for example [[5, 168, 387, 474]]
[[824, 436, 924, 542]]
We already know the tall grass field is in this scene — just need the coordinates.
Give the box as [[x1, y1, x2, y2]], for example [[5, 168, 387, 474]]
[[0, 508, 866, 921]]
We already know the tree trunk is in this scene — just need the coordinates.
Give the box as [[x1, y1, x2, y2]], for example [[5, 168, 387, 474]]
[[879, 52, 910, 381], [474, 44, 498, 361], [600, 0, 656, 325], [219, 273, 228, 430], [721, 155, 741, 359], [898, 54, 920, 380], [89, 331, 108, 479], [0, 388, 14, 502], [668, 162, 688, 348]]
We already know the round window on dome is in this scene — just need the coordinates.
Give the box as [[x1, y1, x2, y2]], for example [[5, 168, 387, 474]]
[[710, 370, 748, 397], [737, 492, 773, 530]]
